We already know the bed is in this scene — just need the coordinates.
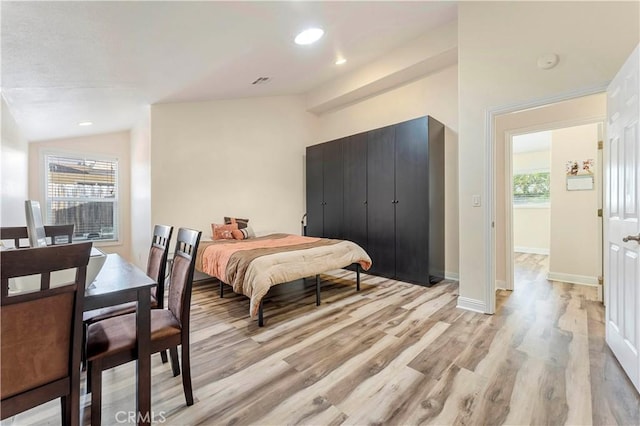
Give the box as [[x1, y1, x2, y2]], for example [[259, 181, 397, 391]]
[[195, 233, 372, 325]]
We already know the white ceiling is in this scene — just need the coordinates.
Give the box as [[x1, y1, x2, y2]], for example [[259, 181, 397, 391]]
[[2, 1, 457, 141], [513, 131, 552, 154]]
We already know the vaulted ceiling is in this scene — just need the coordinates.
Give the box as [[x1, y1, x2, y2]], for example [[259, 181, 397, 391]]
[[2, 1, 457, 141]]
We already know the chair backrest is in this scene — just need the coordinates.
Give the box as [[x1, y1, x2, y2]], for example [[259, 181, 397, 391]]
[[45, 224, 75, 245], [1, 224, 75, 248], [0, 242, 91, 420], [0, 226, 28, 248], [147, 225, 173, 308], [168, 228, 201, 330], [147, 225, 173, 305]]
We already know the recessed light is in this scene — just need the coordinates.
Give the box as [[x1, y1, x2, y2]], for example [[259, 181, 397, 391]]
[[335, 58, 347, 65], [294, 28, 324, 45], [78, 121, 93, 126]]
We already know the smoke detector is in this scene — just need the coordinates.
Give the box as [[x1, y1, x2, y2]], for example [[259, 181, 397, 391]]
[[537, 53, 559, 70]]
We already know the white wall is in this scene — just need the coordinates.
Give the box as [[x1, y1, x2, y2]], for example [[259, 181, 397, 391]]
[[307, 21, 457, 114], [315, 65, 459, 278], [549, 123, 600, 284], [130, 107, 152, 269], [1, 96, 29, 226], [28, 131, 132, 259], [150, 96, 318, 239], [458, 1, 638, 310], [513, 150, 551, 254]]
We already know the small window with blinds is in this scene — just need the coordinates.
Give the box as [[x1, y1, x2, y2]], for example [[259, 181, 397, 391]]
[[45, 153, 118, 242], [513, 171, 550, 205]]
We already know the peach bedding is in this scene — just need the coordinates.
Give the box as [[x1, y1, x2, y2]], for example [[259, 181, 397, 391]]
[[196, 233, 372, 318]]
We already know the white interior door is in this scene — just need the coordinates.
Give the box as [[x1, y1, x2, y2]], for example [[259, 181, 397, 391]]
[[605, 44, 640, 394]]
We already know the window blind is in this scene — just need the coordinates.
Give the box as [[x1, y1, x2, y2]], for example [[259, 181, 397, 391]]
[[45, 154, 118, 240]]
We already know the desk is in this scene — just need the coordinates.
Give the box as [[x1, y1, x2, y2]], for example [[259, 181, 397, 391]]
[[85, 254, 155, 426]]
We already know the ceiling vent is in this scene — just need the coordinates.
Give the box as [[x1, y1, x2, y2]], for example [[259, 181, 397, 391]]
[[252, 77, 270, 85]]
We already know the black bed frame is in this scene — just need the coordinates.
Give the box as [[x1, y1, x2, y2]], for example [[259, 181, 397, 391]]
[[218, 263, 362, 327]]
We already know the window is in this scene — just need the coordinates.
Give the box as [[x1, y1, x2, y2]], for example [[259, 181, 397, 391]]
[[45, 153, 118, 242], [513, 171, 550, 205]]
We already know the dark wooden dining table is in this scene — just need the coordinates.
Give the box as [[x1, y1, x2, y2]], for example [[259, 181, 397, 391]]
[[84, 253, 156, 426]]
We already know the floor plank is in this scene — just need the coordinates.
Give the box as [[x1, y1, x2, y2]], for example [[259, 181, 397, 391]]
[[3, 256, 639, 425]]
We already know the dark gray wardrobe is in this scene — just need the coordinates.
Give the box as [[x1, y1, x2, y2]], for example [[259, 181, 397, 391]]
[[306, 116, 444, 286]]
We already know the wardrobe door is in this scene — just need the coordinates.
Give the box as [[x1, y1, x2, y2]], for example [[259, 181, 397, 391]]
[[367, 126, 396, 277], [322, 139, 344, 239], [427, 117, 445, 283], [395, 117, 429, 284], [343, 133, 368, 250], [305, 144, 324, 237]]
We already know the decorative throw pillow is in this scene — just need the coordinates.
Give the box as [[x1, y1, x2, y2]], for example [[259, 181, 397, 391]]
[[212, 223, 238, 240], [232, 225, 256, 240], [224, 217, 249, 229]]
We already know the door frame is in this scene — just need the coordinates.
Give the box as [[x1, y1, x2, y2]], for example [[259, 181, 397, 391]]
[[503, 118, 606, 293], [485, 84, 608, 313]]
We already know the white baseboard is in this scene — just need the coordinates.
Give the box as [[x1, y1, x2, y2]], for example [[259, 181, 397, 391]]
[[547, 272, 599, 287], [495, 279, 507, 290], [445, 271, 459, 281], [457, 296, 486, 314], [514, 246, 550, 255]]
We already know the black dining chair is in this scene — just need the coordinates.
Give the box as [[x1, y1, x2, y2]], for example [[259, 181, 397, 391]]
[[1, 224, 74, 248], [82, 225, 173, 367], [86, 227, 201, 425], [1, 242, 92, 426]]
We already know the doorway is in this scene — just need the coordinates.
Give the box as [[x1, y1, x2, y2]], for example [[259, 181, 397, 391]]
[[510, 130, 552, 289], [505, 121, 604, 299]]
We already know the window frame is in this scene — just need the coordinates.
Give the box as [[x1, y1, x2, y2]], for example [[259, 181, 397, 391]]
[[42, 149, 120, 244], [512, 167, 551, 208]]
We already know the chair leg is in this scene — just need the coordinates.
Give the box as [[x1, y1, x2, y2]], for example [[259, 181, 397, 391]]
[[81, 323, 88, 371], [160, 350, 168, 364], [169, 347, 180, 377], [181, 342, 194, 406], [86, 362, 92, 394], [61, 395, 70, 426], [90, 360, 102, 426]]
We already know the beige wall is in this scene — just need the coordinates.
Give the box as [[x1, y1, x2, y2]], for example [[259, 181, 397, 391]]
[[315, 65, 459, 277], [549, 123, 600, 283], [514, 208, 550, 254], [28, 131, 132, 259], [150, 96, 318, 239], [513, 150, 550, 173], [513, 150, 551, 254], [130, 107, 152, 269], [1, 96, 29, 226], [459, 1, 637, 308]]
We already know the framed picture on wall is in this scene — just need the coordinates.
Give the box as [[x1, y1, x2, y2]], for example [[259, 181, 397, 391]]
[[565, 158, 595, 190]]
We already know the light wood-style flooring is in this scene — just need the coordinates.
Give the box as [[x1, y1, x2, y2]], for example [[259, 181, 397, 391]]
[[5, 256, 640, 425]]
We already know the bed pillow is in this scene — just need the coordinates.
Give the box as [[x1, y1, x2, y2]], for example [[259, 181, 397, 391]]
[[232, 225, 256, 240], [224, 217, 249, 229], [212, 223, 238, 240]]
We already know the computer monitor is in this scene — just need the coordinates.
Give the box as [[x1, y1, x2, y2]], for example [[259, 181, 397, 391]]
[[25, 200, 47, 248]]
